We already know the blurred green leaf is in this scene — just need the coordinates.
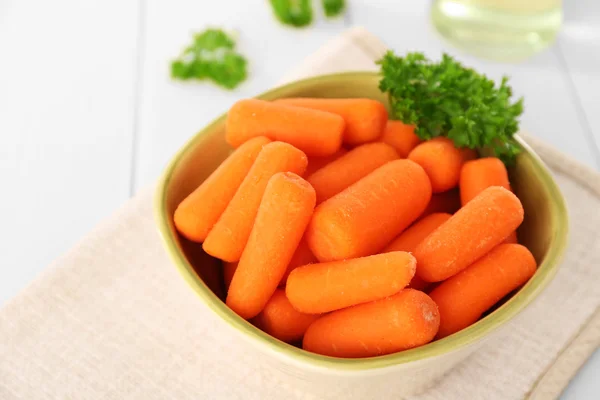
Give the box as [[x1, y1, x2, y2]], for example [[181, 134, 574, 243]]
[[269, 0, 313, 27], [322, 0, 346, 17], [170, 28, 247, 90]]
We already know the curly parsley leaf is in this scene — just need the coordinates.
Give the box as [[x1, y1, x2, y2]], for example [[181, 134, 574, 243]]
[[377, 51, 523, 164], [170, 29, 248, 90], [322, 0, 346, 17], [269, 0, 313, 28]]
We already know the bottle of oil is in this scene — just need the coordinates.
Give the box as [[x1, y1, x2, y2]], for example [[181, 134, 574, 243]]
[[431, 0, 563, 61]]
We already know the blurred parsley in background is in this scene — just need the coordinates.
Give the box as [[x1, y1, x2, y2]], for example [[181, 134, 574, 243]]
[[270, 0, 314, 27], [170, 29, 248, 90], [269, 0, 346, 27], [170, 1, 347, 89], [322, 0, 346, 18]]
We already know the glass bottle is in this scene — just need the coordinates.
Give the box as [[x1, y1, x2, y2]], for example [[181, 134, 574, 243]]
[[431, 0, 563, 61]]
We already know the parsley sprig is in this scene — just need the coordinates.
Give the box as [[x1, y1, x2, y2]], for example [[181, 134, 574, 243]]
[[171, 29, 248, 90], [322, 0, 346, 17], [377, 51, 523, 164], [269, 0, 346, 28], [269, 0, 314, 27]]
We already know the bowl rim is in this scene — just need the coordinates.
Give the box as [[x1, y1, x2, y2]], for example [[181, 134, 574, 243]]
[[153, 71, 569, 372]]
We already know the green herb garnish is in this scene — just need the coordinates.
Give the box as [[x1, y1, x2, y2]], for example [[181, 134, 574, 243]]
[[377, 51, 523, 164], [171, 29, 248, 90], [322, 0, 346, 17], [269, 0, 313, 28]]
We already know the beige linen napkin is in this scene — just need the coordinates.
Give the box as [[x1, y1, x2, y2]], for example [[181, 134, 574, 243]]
[[1, 27, 599, 400]]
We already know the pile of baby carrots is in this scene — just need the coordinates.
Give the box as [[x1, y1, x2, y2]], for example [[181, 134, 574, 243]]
[[174, 97, 537, 359]]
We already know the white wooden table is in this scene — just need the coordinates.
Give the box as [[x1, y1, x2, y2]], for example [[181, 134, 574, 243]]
[[1, 1, 598, 398]]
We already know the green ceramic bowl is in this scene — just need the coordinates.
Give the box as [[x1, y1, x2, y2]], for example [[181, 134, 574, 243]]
[[154, 72, 568, 396]]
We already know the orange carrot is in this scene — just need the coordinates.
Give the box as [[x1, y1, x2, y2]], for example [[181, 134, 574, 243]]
[[383, 213, 452, 254], [430, 244, 536, 338], [306, 159, 431, 262], [460, 157, 517, 243], [276, 98, 387, 145], [174, 136, 271, 242], [415, 186, 524, 282], [382, 213, 452, 291], [253, 289, 320, 343], [307, 142, 399, 203], [226, 172, 316, 320], [303, 289, 440, 358], [286, 252, 416, 314], [460, 157, 511, 206], [227, 239, 316, 291], [380, 120, 421, 158], [203, 142, 308, 262], [304, 148, 348, 177], [420, 189, 461, 219], [225, 99, 344, 156], [408, 137, 478, 193], [223, 261, 237, 292], [280, 237, 317, 286]]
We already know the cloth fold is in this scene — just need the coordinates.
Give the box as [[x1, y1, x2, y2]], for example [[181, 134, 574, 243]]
[[1, 27, 598, 400]]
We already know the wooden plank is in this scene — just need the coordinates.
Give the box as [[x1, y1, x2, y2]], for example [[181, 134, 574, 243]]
[[133, 0, 348, 190], [0, 0, 140, 304]]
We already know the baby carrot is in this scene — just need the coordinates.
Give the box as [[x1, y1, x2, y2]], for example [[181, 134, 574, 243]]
[[223, 261, 237, 292], [226, 172, 316, 320], [380, 120, 421, 158], [280, 237, 317, 286], [430, 244, 536, 338], [306, 159, 431, 262], [460, 157, 518, 243], [460, 157, 511, 206], [203, 142, 308, 262], [286, 251, 416, 314], [419, 189, 461, 219], [174, 136, 271, 242], [408, 137, 477, 193], [303, 289, 440, 358], [276, 98, 387, 145], [307, 142, 399, 203], [382, 213, 452, 291], [225, 99, 344, 157], [415, 186, 524, 282], [383, 213, 452, 254], [304, 148, 348, 177], [227, 239, 316, 290], [253, 289, 320, 343]]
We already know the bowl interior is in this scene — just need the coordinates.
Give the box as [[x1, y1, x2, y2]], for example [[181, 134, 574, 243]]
[[154, 72, 568, 371]]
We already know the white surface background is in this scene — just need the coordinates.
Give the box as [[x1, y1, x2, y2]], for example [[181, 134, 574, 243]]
[[1, 1, 598, 398]]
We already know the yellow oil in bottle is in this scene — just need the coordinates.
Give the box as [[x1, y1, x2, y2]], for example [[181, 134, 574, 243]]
[[431, 0, 563, 61]]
